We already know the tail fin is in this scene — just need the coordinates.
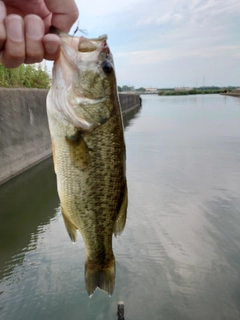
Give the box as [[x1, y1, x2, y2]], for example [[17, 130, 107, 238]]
[[85, 257, 115, 297]]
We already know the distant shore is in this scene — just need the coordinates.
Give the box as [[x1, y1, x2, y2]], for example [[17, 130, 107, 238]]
[[158, 89, 231, 96], [220, 89, 240, 97]]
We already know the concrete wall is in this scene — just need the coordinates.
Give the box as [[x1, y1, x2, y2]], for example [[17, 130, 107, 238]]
[[0, 89, 140, 185], [220, 88, 240, 97], [0, 89, 51, 185], [119, 93, 140, 114]]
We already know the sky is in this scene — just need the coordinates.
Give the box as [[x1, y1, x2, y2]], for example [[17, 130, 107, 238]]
[[53, 0, 240, 88]]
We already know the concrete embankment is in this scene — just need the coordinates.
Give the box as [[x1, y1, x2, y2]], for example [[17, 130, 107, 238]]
[[119, 92, 141, 114], [0, 89, 140, 185], [220, 88, 240, 97]]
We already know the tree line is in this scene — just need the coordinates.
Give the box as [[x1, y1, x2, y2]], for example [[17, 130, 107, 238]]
[[0, 63, 50, 89]]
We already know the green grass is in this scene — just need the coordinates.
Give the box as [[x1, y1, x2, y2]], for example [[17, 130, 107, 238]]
[[0, 63, 50, 89], [158, 89, 230, 96]]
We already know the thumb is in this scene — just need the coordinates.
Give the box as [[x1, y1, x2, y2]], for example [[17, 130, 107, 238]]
[[44, 0, 79, 32]]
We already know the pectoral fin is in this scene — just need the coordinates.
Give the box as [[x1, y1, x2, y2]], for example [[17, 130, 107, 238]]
[[61, 207, 77, 243], [113, 183, 128, 237], [65, 130, 90, 170]]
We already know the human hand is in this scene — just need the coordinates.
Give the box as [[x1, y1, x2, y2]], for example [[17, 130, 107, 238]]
[[0, 0, 79, 68]]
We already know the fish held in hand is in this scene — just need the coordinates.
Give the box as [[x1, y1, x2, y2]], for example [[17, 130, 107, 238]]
[[46, 29, 128, 297]]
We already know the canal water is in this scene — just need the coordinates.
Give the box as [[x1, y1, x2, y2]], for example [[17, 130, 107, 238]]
[[1, 94, 240, 320]]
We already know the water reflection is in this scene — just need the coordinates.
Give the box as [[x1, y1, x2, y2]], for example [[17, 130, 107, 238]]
[[0, 105, 143, 320], [0, 158, 58, 281], [0, 104, 143, 282], [122, 104, 142, 130], [1, 95, 240, 320]]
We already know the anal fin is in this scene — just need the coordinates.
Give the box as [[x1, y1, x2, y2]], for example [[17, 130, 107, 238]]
[[113, 183, 128, 237], [61, 207, 77, 243]]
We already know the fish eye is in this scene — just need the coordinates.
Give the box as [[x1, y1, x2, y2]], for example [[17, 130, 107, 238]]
[[102, 61, 113, 74]]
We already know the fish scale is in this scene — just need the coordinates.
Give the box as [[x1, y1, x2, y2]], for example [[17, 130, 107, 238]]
[[47, 28, 128, 296]]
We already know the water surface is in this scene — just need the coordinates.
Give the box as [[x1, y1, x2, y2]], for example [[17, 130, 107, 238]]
[[1, 94, 240, 319]]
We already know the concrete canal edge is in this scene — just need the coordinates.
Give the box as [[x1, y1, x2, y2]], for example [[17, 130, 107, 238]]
[[0, 88, 140, 185], [220, 87, 240, 97]]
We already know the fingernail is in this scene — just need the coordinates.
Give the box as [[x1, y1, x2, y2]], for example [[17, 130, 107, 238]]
[[45, 42, 58, 54], [0, 2, 6, 20], [25, 15, 44, 40], [6, 15, 23, 41]]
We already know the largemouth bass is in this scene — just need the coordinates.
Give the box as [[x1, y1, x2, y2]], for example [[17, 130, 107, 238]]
[[46, 29, 128, 296]]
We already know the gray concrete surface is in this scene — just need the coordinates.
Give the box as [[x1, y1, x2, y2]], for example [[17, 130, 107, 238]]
[[119, 93, 140, 114], [0, 89, 51, 185], [220, 88, 240, 97], [0, 89, 140, 185]]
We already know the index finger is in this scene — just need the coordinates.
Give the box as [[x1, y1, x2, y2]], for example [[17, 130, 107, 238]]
[[44, 0, 79, 32]]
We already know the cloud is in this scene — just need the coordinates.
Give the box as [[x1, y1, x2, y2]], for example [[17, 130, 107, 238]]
[[49, 0, 240, 87], [115, 44, 240, 66], [137, 12, 183, 26], [75, 0, 145, 16]]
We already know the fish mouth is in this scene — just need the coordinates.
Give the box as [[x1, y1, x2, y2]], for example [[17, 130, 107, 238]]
[[78, 35, 109, 53], [49, 26, 112, 124], [49, 26, 109, 54]]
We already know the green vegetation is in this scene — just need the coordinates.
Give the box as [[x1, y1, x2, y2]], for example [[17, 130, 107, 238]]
[[118, 85, 136, 92], [135, 87, 146, 92], [158, 88, 231, 96], [0, 63, 50, 89], [118, 85, 238, 95]]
